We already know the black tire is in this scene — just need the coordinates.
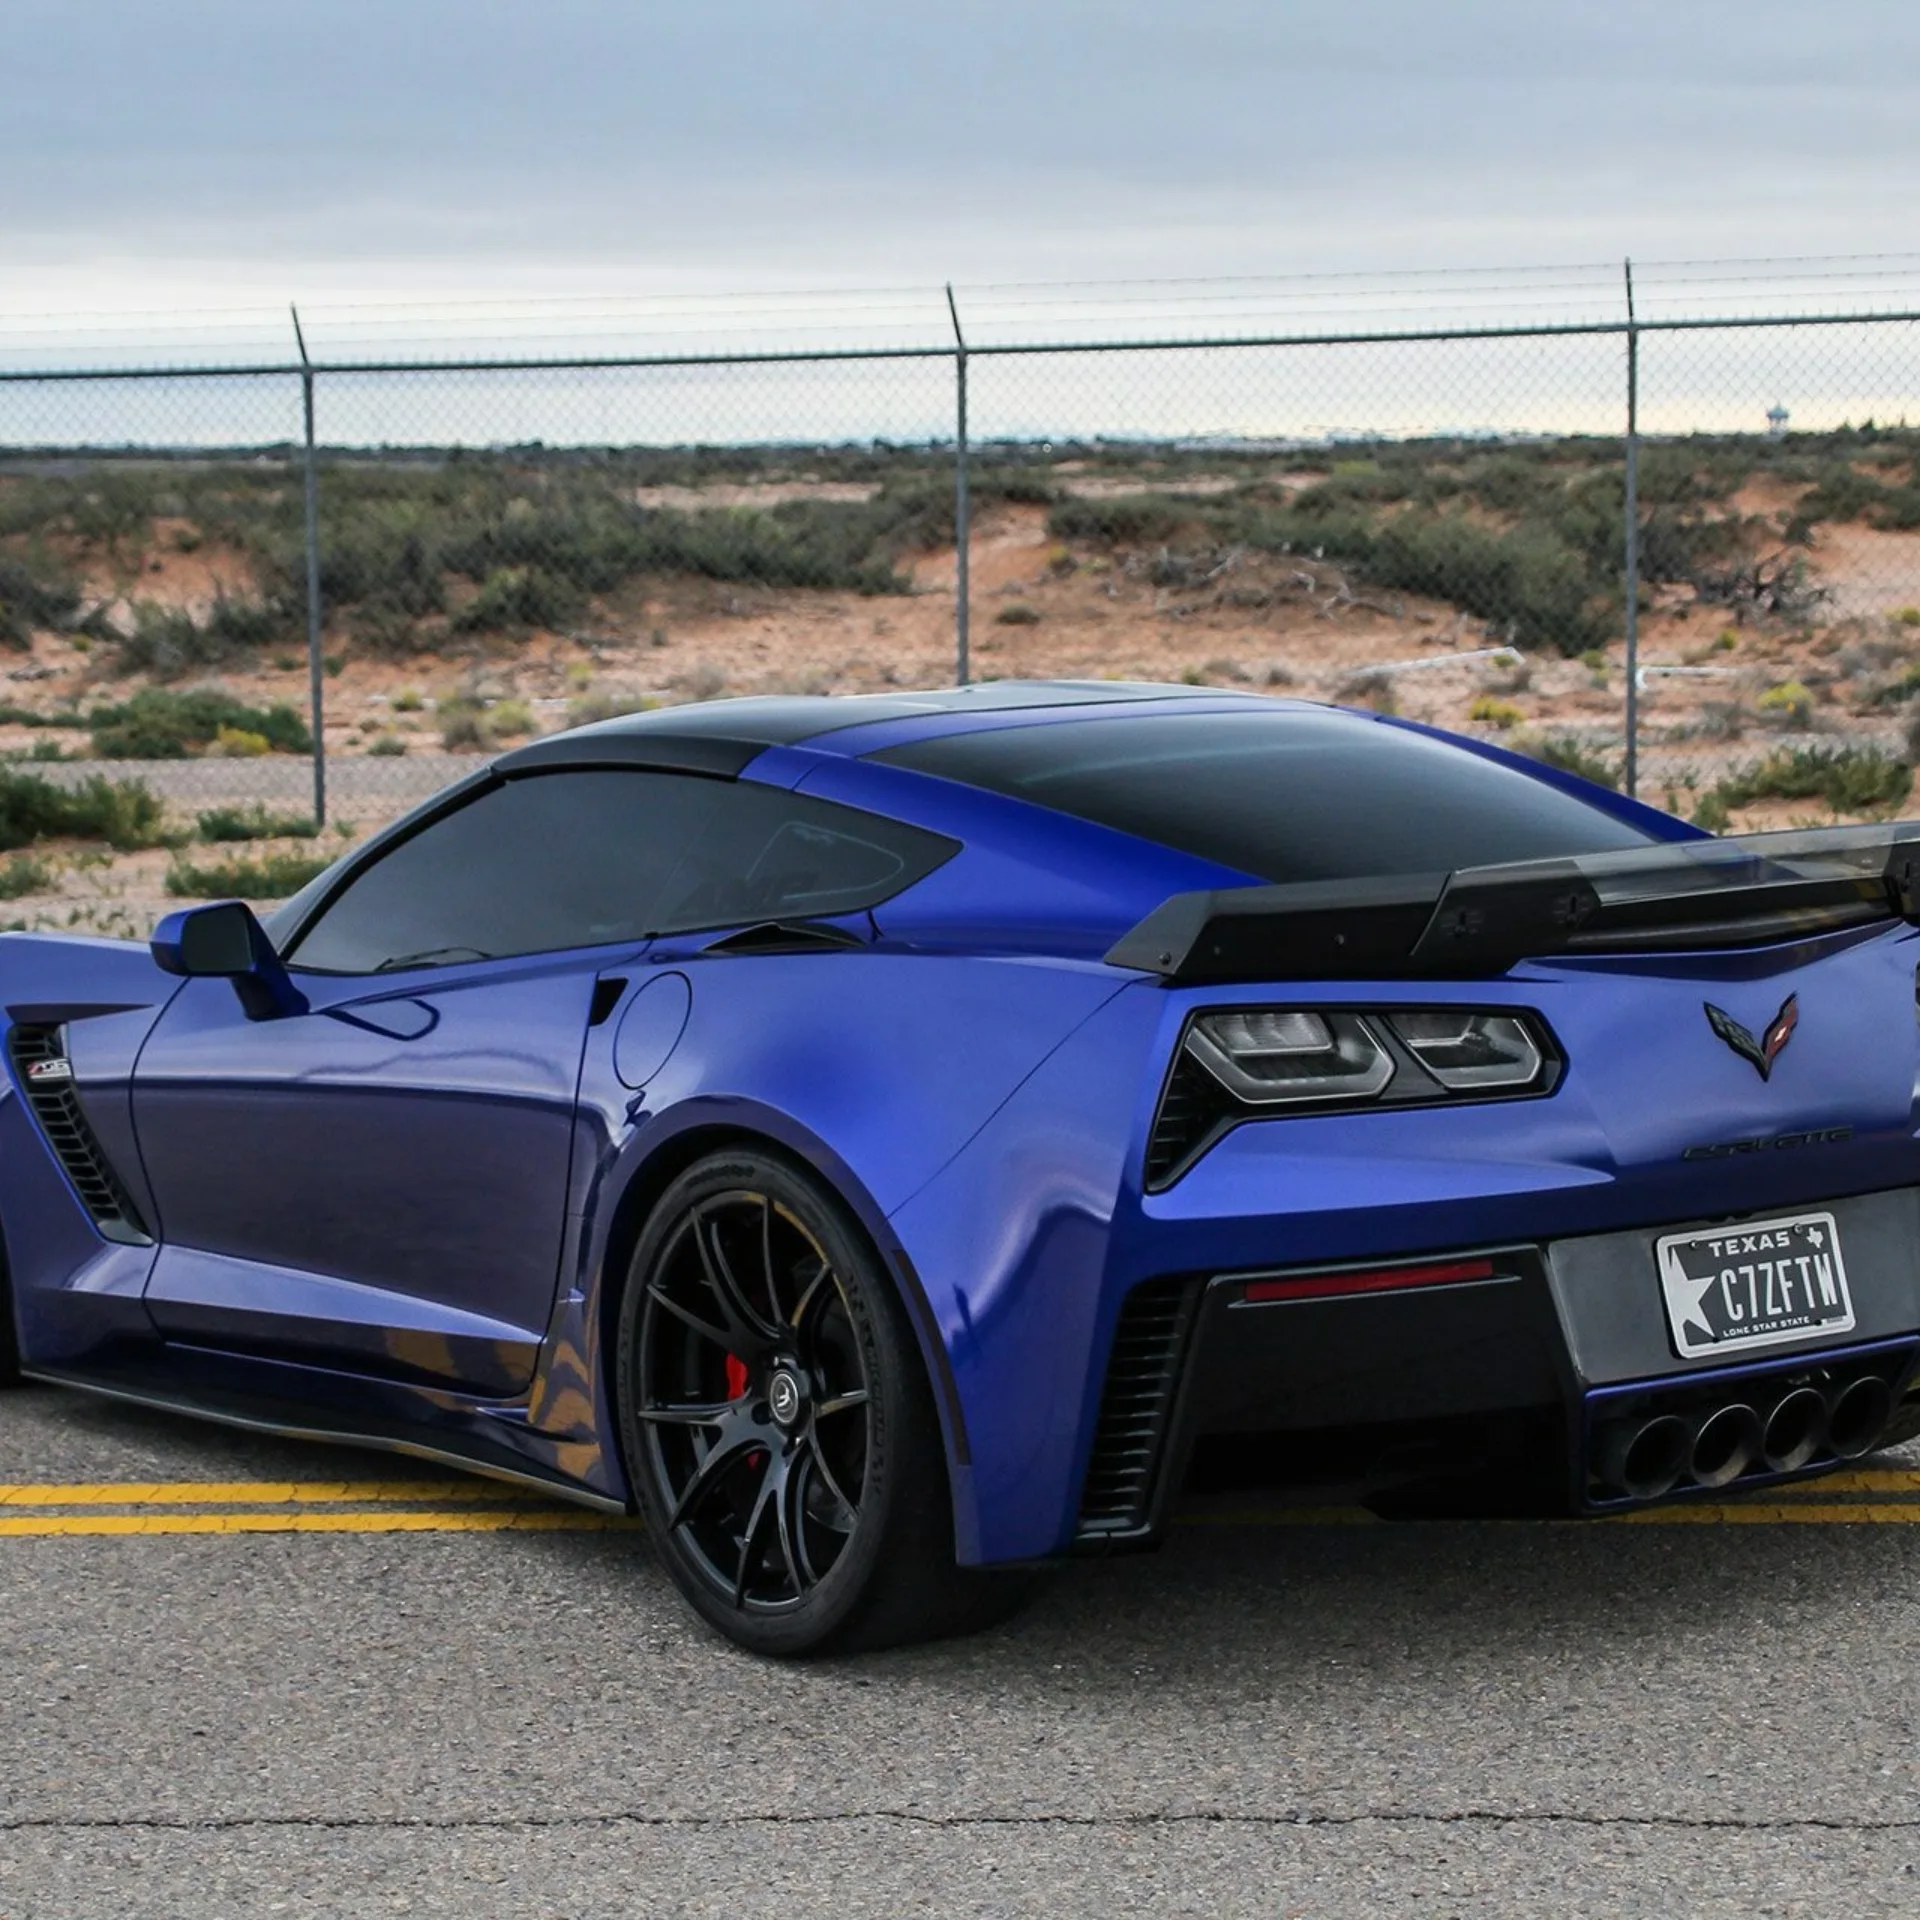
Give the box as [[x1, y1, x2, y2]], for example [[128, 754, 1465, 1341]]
[[615, 1148, 1030, 1657]]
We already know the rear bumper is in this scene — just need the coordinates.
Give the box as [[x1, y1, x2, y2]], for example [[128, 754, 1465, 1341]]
[[1076, 1184, 1920, 1547]]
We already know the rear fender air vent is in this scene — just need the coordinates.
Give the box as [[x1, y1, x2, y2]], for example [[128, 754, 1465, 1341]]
[[1144, 1049, 1238, 1190], [1076, 1277, 1200, 1540], [7, 1024, 152, 1245]]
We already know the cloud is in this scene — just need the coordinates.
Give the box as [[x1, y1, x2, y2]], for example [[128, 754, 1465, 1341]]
[[5, 0, 1917, 297]]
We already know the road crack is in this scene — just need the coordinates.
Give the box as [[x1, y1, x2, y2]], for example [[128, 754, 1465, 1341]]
[[2, 1808, 1916, 1838]]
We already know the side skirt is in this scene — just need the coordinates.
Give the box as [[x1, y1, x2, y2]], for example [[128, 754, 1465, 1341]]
[[22, 1366, 633, 1516]]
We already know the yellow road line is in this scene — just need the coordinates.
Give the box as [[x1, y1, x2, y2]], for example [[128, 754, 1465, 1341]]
[[1783, 1467, 1920, 1496], [0, 1480, 543, 1507], [1615, 1501, 1920, 1525], [0, 1509, 637, 1537]]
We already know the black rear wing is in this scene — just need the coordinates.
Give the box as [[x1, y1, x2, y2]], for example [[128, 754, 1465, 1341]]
[[1106, 822, 1920, 984]]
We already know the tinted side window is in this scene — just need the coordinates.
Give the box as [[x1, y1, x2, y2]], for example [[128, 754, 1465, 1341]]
[[286, 771, 954, 975], [877, 710, 1657, 884]]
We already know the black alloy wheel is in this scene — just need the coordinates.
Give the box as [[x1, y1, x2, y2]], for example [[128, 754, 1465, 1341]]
[[616, 1148, 1029, 1656]]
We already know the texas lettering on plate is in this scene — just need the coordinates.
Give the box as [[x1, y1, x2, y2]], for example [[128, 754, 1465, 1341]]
[[1657, 1211, 1855, 1360]]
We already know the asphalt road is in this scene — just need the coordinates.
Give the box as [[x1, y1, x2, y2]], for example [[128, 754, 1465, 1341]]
[[4, 1384, 1920, 1918]]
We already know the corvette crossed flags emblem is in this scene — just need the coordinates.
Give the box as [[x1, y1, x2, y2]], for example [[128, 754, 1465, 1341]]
[[1703, 993, 1799, 1081]]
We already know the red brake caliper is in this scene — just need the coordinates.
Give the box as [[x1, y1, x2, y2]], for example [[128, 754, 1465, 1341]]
[[726, 1354, 764, 1476]]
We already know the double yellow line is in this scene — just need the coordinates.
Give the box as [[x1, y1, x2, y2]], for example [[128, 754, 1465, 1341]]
[[0, 1480, 639, 1536], [6, 1463, 1920, 1540]]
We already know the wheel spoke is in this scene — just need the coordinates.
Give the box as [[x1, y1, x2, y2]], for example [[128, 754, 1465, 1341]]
[[788, 1259, 832, 1332], [637, 1399, 735, 1427], [815, 1389, 870, 1421], [778, 1448, 816, 1588], [803, 1429, 860, 1524], [732, 1469, 778, 1608], [758, 1194, 786, 1326], [694, 1206, 780, 1353], [667, 1410, 762, 1534], [646, 1281, 730, 1354]]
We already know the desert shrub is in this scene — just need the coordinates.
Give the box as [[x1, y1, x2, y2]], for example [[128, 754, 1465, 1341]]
[[678, 662, 728, 702], [115, 592, 296, 678], [1874, 487, 1920, 531], [1357, 512, 1607, 655], [1712, 744, 1911, 816], [165, 851, 333, 899], [1757, 680, 1816, 728], [365, 734, 408, 756], [1048, 496, 1204, 547], [487, 699, 536, 738], [1292, 461, 1418, 511], [1470, 696, 1525, 730], [197, 804, 318, 842], [0, 769, 165, 850], [1795, 462, 1886, 525], [211, 726, 271, 757], [0, 854, 52, 898], [969, 471, 1059, 507], [0, 557, 82, 648], [566, 692, 656, 728], [88, 688, 312, 759], [436, 697, 492, 750], [1691, 789, 1733, 832], [1512, 735, 1620, 791], [995, 603, 1041, 626], [1336, 670, 1398, 715], [452, 565, 584, 634]]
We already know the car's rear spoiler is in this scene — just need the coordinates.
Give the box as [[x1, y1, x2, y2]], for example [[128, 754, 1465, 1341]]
[[1106, 822, 1920, 983]]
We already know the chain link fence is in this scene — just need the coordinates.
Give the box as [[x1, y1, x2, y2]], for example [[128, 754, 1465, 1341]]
[[3, 295, 1919, 928]]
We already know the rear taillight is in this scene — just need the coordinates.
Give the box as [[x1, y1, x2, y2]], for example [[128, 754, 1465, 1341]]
[[1146, 1003, 1558, 1189]]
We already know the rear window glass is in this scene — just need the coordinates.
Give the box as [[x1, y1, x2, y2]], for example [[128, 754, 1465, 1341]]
[[875, 710, 1657, 883]]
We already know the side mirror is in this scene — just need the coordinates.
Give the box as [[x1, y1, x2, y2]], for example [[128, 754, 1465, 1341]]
[[151, 901, 309, 1021]]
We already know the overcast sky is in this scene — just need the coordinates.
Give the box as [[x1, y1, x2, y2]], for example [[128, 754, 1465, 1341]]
[[5, 0, 1918, 342]]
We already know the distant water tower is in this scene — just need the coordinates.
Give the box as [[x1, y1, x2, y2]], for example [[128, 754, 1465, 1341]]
[[1767, 403, 1790, 438]]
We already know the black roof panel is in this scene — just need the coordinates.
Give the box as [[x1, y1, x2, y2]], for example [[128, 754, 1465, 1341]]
[[490, 682, 1218, 775]]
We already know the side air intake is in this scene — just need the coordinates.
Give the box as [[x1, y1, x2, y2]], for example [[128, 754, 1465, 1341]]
[[7, 1024, 152, 1244], [1076, 1278, 1200, 1540]]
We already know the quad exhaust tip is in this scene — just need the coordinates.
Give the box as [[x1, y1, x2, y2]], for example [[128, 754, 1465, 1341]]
[[1688, 1403, 1761, 1489], [1599, 1413, 1691, 1500], [1761, 1387, 1826, 1474], [1594, 1371, 1896, 1501], [1827, 1375, 1894, 1459]]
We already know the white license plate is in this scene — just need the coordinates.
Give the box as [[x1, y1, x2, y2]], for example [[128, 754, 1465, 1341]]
[[1656, 1211, 1855, 1360]]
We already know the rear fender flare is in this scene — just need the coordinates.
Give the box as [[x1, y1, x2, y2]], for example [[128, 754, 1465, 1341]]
[[580, 1096, 979, 1556]]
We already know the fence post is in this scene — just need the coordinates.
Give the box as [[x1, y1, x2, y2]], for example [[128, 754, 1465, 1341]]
[[290, 306, 327, 826], [946, 284, 970, 686], [1622, 260, 1641, 801]]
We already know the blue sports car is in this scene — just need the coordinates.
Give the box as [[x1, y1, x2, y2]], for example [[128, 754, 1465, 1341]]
[[6, 681, 1920, 1654]]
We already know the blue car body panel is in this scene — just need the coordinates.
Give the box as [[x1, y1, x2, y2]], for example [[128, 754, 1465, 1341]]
[[6, 684, 1920, 1561]]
